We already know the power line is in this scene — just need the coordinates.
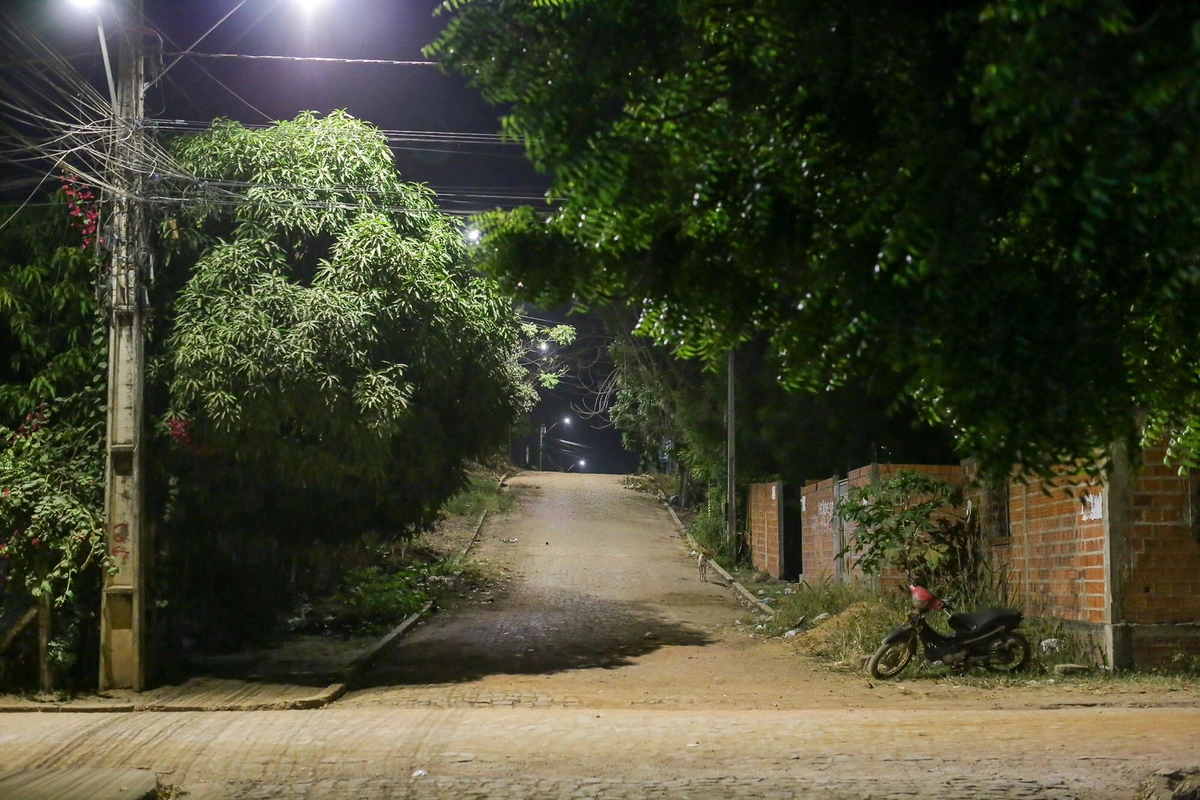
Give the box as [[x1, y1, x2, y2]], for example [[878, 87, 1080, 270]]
[[166, 52, 439, 68]]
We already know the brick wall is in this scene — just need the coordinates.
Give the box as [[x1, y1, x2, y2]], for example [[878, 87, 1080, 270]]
[[998, 476, 1107, 625], [1117, 443, 1200, 667], [748, 482, 784, 579], [800, 478, 838, 583], [795, 452, 1200, 669], [800, 464, 963, 587]]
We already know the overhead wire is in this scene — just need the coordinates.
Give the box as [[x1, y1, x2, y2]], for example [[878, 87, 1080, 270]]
[[166, 52, 439, 68], [0, 4, 555, 222]]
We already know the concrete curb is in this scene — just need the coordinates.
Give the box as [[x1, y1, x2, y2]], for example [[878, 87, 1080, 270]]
[[138, 682, 348, 713], [0, 682, 348, 714], [343, 600, 435, 684], [0, 702, 136, 714], [462, 508, 490, 558], [341, 497, 496, 686], [664, 503, 776, 618]]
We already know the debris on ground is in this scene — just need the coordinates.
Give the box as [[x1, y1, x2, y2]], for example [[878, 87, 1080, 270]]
[[1054, 663, 1090, 676]]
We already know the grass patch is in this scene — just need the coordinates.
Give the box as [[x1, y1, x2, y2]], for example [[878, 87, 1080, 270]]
[[442, 476, 515, 518], [332, 555, 490, 635]]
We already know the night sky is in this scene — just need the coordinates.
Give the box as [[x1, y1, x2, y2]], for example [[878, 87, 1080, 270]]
[[6, 0, 638, 473]]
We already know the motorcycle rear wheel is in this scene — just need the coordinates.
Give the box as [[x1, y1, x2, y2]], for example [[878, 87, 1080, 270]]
[[985, 631, 1032, 673], [867, 637, 917, 679]]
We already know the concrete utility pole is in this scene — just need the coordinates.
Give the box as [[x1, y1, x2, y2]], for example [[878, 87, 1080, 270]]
[[538, 425, 546, 471], [726, 350, 737, 545], [99, 0, 148, 691]]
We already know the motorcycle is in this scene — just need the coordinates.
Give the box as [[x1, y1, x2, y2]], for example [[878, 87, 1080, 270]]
[[866, 585, 1031, 679]]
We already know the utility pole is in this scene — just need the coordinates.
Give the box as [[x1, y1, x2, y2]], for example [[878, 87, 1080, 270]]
[[726, 350, 737, 546], [99, 0, 148, 691], [538, 424, 546, 471]]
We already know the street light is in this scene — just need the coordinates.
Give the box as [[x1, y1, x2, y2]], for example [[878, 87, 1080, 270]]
[[538, 416, 571, 471], [566, 459, 587, 472], [70, 0, 117, 114]]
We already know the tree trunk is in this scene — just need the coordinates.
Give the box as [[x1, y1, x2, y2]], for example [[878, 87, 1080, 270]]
[[38, 592, 52, 692], [0, 606, 37, 656]]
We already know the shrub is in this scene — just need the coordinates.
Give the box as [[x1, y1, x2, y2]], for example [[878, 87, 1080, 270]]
[[689, 487, 742, 566], [835, 470, 982, 599]]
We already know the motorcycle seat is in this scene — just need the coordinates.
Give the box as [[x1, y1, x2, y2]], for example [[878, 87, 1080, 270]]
[[948, 608, 1023, 634]]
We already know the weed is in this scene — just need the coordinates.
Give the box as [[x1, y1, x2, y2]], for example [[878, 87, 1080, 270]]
[[332, 556, 486, 634], [442, 477, 514, 518], [1169, 652, 1200, 676]]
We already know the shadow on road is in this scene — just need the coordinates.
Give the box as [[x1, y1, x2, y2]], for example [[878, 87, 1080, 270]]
[[352, 593, 713, 687]]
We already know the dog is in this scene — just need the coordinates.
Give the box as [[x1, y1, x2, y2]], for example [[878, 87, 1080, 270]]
[[693, 549, 712, 582]]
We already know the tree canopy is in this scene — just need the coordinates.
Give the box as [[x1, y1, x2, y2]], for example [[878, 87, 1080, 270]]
[[430, 0, 1200, 478], [161, 111, 531, 532]]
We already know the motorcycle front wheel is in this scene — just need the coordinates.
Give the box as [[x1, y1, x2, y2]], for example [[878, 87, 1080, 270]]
[[985, 631, 1032, 673], [867, 637, 917, 679]]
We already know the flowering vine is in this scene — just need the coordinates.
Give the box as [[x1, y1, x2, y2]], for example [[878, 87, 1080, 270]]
[[0, 404, 108, 605], [61, 174, 100, 249]]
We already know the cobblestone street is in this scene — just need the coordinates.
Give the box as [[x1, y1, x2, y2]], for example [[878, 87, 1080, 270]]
[[1, 473, 1198, 798]]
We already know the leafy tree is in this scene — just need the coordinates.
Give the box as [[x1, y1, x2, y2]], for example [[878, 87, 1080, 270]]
[[0, 191, 108, 688], [146, 112, 533, 648], [429, 0, 1200, 479], [0, 188, 104, 420], [160, 111, 530, 532]]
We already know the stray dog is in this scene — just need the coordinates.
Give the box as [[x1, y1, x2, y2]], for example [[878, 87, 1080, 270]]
[[693, 549, 712, 582]]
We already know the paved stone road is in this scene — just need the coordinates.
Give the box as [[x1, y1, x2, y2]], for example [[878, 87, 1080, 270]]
[[1, 473, 1198, 798]]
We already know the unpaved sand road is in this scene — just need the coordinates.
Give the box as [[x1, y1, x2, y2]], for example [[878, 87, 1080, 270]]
[[1, 472, 1197, 798]]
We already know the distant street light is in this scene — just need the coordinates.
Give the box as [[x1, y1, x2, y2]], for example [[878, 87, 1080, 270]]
[[566, 459, 587, 472], [464, 226, 482, 245], [538, 416, 571, 471]]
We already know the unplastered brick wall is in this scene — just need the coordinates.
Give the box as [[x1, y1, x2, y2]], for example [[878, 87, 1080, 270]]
[[800, 463, 963, 587], [1001, 475, 1107, 625], [800, 478, 838, 583], [1119, 443, 1200, 667], [748, 482, 784, 579]]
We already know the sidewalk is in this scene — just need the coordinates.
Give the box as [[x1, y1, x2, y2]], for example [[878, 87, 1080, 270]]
[[0, 510, 486, 715], [0, 610, 429, 713]]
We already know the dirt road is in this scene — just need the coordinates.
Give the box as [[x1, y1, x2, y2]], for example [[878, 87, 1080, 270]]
[[1, 472, 1198, 798]]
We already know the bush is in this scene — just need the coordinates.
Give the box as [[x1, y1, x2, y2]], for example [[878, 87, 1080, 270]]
[[835, 470, 983, 600], [688, 487, 742, 566]]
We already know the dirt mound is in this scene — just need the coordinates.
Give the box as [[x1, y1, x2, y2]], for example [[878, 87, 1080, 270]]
[[792, 602, 881, 660]]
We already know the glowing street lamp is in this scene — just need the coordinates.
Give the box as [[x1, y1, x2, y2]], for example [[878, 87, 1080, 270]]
[[69, 0, 117, 114], [538, 416, 571, 471]]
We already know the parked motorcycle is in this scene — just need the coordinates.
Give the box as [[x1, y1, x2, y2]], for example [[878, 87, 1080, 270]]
[[866, 585, 1031, 679]]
